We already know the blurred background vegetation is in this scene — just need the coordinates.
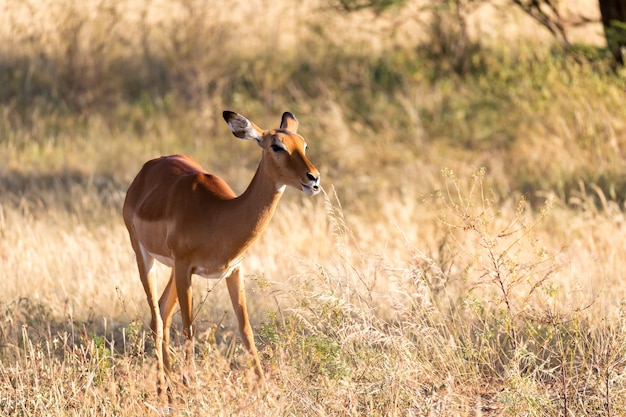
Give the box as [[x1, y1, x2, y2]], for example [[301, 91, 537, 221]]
[[1, 0, 624, 216]]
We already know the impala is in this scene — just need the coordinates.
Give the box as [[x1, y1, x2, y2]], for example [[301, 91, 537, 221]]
[[122, 111, 321, 397]]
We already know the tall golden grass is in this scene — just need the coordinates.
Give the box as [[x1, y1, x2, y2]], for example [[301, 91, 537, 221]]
[[1, 0, 626, 415]]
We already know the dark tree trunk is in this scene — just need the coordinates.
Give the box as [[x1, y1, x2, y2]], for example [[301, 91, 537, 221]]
[[599, 0, 626, 65]]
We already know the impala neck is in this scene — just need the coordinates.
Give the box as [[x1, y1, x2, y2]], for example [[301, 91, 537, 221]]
[[234, 153, 284, 241]]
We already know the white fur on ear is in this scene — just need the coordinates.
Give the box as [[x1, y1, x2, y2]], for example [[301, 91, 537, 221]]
[[228, 116, 262, 144]]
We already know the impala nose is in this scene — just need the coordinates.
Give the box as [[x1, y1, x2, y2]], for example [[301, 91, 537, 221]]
[[305, 171, 321, 194]]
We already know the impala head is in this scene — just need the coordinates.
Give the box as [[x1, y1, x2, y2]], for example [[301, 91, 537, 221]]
[[223, 110, 321, 195]]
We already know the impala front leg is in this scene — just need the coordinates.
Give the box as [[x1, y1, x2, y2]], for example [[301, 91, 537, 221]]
[[158, 272, 179, 375], [174, 261, 195, 377], [226, 267, 265, 385]]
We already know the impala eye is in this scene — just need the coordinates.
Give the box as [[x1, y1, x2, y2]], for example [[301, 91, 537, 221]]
[[271, 144, 286, 153]]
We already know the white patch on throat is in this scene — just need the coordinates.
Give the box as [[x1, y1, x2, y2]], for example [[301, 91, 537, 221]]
[[276, 184, 286, 193]]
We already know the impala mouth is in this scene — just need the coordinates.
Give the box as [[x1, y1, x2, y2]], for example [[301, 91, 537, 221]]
[[301, 182, 321, 196]]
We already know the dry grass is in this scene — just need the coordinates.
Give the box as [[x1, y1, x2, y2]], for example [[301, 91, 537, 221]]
[[2, 0, 626, 416]]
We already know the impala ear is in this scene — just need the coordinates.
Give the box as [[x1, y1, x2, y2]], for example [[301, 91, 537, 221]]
[[223, 111, 263, 145], [280, 112, 299, 133]]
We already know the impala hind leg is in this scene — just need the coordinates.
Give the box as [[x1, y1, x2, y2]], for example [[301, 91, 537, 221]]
[[226, 267, 265, 385], [132, 242, 168, 400]]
